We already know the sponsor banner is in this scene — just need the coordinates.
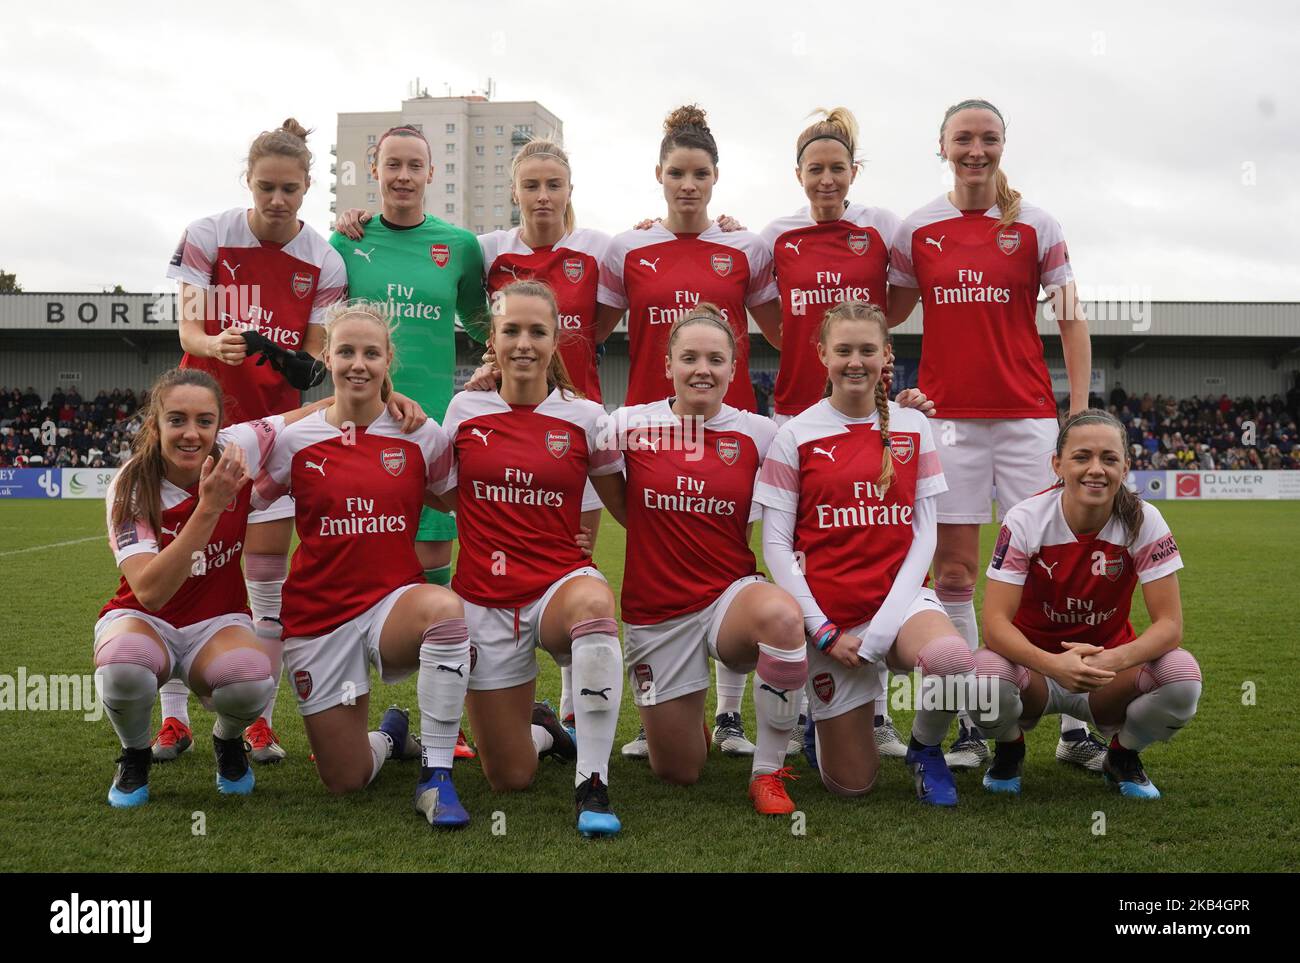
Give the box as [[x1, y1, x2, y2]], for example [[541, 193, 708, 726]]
[[62, 468, 117, 499], [1049, 367, 1106, 398], [1127, 470, 1167, 500], [0, 468, 63, 498], [1166, 470, 1294, 500]]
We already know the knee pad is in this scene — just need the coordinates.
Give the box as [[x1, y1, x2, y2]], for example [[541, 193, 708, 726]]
[[94, 632, 168, 682], [202, 646, 273, 690], [571, 628, 621, 713]]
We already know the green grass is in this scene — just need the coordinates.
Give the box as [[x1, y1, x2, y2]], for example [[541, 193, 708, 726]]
[[1, 500, 1297, 872]]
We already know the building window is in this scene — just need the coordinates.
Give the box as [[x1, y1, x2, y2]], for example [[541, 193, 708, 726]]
[[474, 164, 485, 175], [494, 184, 503, 195], [495, 144, 505, 156], [494, 125, 504, 136], [366, 172, 375, 184], [474, 184, 484, 194], [474, 205, 484, 216], [411, 124, 423, 132], [446, 203, 455, 214], [444, 183, 454, 194], [474, 125, 484, 136], [445, 143, 455, 154], [445, 163, 455, 174], [495, 224, 504, 230], [493, 205, 504, 217], [514, 124, 533, 135], [474, 145, 485, 157], [367, 192, 376, 203], [367, 134, 377, 144], [475, 224, 484, 233], [494, 164, 505, 175], [445, 123, 455, 134]]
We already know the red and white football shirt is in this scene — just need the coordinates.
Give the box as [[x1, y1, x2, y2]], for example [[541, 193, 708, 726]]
[[167, 208, 348, 423], [888, 196, 1073, 419], [754, 400, 945, 628], [479, 227, 611, 402], [985, 488, 1183, 652], [599, 223, 773, 411], [102, 417, 282, 626], [437, 388, 623, 609], [612, 400, 776, 624], [254, 411, 453, 639], [758, 204, 900, 416]]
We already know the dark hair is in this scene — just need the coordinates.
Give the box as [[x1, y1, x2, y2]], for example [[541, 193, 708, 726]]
[[660, 104, 718, 166], [1054, 408, 1144, 545], [111, 368, 224, 538], [372, 124, 432, 164]]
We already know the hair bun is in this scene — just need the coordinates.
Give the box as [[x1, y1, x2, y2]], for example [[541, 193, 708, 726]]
[[664, 104, 709, 134], [279, 117, 311, 141]]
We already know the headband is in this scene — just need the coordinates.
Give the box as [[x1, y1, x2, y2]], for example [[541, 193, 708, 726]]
[[796, 133, 854, 163], [940, 99, 1006, 135]]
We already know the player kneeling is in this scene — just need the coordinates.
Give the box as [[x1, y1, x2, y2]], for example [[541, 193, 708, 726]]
[[431, 281, 626, 837], [254, 300, 473, 827], [757, 301, 973, 806], [96, 368, 304, 806], [973, 409, 1198, 799], [604, 306, 807, 813]]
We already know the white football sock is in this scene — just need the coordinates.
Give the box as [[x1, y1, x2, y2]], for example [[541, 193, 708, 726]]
[[751, 643, 807, 777], [1060, 714, 1087, 735], [532, 725, 554, 755], [715, 662, 747, 716], [571, 619, 622, 787], [418, 620, 470, 770], [1118, 681, 1202, 752], [210, 678, 276, 739], [95, 663, 157, 750], [159, 677, 190, 726], [559, 664, 574, 721], [366, 730, 390, 785]]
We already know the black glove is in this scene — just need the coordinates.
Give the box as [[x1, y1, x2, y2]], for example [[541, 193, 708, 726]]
[[241, 331, 327, 391]]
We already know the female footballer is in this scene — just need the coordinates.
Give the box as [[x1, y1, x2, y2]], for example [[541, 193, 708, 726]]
[[887, 99, 1099, 770], [253, 300, 473, 827], [608, 304, 808, 815], [756, 301, 973, 806], [973, 409, 1198, 798], [429, 280, 627, 838], [160, 118, 348, 764]]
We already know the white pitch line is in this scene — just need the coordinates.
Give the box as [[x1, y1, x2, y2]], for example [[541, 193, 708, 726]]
[[0, 534, 102, 558]]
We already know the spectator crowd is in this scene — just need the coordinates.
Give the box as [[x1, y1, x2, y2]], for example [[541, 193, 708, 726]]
[[5, 378, 1300, 472], [0, 385, 143, 468]]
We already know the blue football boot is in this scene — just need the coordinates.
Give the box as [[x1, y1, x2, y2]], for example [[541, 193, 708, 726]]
[[415, 766, 471, 828], [905, 740, 959, 807], [108, 747, 152, 808]]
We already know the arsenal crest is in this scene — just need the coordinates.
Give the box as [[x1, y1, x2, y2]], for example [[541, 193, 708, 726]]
[[888, 434, 915, 464], [847, 232, 870, 256], [991, 525, 1012, 570], [294, 670, 313, 700], [563, 257, 584, 283], [546, 429, 571, 458], [381, 447, 406, 476], [430, 243, 451, 267], [710, 252, 733, 277], [997, 229, 1021, 255], [716, 437, 740, 465], [813, 672, 835, 703], [291, 271, 314, 299], [634, 663, 654, 693], [1104, 556, 1125, 582]]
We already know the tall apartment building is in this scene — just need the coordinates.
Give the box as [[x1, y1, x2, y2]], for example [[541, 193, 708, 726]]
[[330, 94, 562, 233]]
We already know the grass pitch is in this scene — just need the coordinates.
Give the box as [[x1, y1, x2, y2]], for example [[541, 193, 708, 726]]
[[1, 500, 1296, 872]]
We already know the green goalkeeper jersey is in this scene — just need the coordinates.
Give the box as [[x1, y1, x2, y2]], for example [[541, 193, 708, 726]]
[[330, 215, 489, 420]]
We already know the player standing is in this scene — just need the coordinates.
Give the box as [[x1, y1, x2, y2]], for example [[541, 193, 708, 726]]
[[755, 302, 973, 805], [755, 106, 910, 759], [96, 368, 297, 806], [608, 305, 808, 814], [160, 119, 348, 764], [598, 104, 776, 757], [887, 99, 1098, 770], [253, 301, 472, 826], [431, 280, 626, 837], [974, 410, 1199, 798]]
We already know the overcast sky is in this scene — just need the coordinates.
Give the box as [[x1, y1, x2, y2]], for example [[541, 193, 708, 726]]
[[2, 0, 1296, 300]]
